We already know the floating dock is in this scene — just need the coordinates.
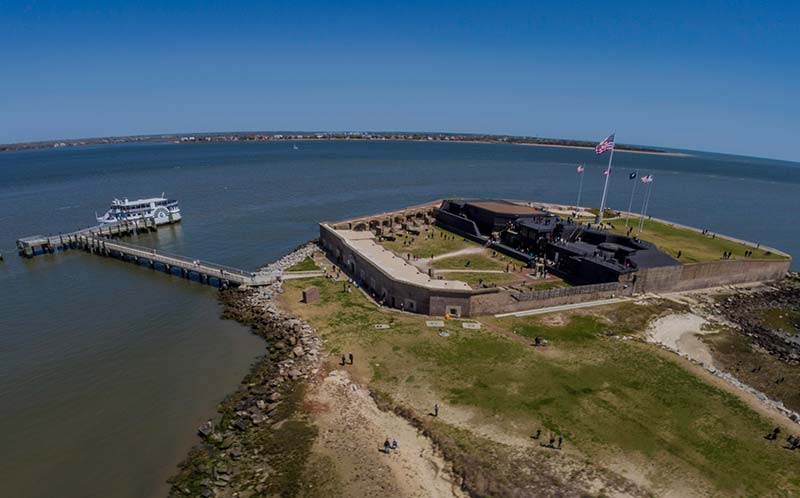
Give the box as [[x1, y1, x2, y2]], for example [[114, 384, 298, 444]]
[[16, 219, 276, 287]]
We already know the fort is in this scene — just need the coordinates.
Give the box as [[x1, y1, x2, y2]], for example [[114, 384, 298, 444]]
[[319, 198, 792, 317]]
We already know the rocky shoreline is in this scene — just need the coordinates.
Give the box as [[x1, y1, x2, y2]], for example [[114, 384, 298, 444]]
[[713, 273, 800, 364], [167, 243, 323, 498]]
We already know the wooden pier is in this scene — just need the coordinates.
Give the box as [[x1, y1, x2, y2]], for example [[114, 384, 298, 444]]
[[16, 219, 277, 288]]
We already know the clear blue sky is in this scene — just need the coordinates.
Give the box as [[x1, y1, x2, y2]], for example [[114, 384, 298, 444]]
[[2, 1, 798, 161]]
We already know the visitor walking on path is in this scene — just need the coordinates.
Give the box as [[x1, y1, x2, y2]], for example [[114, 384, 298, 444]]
[[341, 354, 347, 366], [434, 402, 439, 417], [348, 352, 354, 365]]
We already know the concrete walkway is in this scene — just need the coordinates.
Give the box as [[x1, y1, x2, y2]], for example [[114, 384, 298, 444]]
[[494, 297, 632, 318]]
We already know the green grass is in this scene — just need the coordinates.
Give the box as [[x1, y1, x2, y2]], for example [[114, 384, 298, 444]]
[[438, 271, 519, 287], [525, 280, 572, 291], [606, 217, 788, 263], [432, 252, 525, 270], [286, 256, 320, 272], [762, 308, 800, 334], [380, 225, 480, 258], [282, 278, 800, 496]]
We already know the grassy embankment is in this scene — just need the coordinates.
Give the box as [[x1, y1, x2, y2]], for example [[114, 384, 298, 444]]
[[605, 216, 789, 263], [286, 256, 320, 272], [281, 276, 800, 496]]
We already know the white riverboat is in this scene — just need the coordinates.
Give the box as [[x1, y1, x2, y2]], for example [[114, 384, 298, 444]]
[[96, 195, 182, 225]]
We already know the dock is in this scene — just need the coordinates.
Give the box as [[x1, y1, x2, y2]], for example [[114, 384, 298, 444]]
[[16, 219, 277, 287]]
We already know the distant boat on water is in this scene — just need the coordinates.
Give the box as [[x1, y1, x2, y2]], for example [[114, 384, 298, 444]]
[[293, 144, 299, 150]]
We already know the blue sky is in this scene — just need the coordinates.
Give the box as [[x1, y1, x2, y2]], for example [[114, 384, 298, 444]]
[[2, 1, 798, 161]]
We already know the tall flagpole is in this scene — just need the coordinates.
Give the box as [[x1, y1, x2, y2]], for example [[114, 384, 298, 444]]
[[576, 166, 585, 208], [597, 137, 615, 225], [637, 174, 654, 234], [625, 171, 637, 227]]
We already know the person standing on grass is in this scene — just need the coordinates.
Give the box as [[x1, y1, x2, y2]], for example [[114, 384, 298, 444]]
[[348, 352, 354, 365], [557, 435, 563, 449], [434, 402, 439, 417]]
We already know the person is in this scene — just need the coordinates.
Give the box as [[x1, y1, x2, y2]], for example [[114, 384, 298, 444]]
[[548, 434, 555, 448], [533, 429, 541, 440], [392, 439, 398, 450], [341, 354, 347, 366], [557, 435, 563, 449], [384, 437, 391, 453], [348, 352, 354, 365], [434, 402, 439, 417], [677, 250, 682, 259]]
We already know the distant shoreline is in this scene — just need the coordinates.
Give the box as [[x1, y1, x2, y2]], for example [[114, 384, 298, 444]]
[[514, 141, 689, 157], [0, 131, 673, 155]]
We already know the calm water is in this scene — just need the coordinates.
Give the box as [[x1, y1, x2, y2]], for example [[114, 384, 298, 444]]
[[1, 140, 798, 498]]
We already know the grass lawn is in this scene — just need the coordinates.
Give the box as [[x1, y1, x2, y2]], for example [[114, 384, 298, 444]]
[[431, 252, 518, 271], [606, 217, 789, 263], [524, 279, 572, 291], [380, 225, 480, 259], [285, 256, 320, 272], [437, 271, 519, 288], [281, 277, 800, 496]]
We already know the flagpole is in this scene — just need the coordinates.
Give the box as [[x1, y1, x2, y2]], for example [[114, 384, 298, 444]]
[[637, 174, 653, 235], [625, 171, 637, 227], [597, 138, 615, 225], [576, 168, 584, 209]]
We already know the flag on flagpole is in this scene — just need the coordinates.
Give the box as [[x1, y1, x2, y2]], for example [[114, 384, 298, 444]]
[[576, 165, 585, 173], [603, 168, 610, 176], [641, 175, 654, 183], [629, 171, 637, 180], [595, 134, 615, 154]]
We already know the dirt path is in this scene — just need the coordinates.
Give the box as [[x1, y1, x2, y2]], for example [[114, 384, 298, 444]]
[[306, 370, 467, 498]]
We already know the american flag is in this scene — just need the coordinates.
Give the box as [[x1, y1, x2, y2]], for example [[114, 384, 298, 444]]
[[576, 165, 585, 173], [641, 174, 654, 183], [595, 134, 615, 154]]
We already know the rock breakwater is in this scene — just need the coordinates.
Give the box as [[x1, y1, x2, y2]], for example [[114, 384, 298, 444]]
[[168, 243, 323, 498]]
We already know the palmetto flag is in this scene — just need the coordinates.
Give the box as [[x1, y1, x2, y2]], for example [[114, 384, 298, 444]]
[[595, 134, 615, 154], [629, 171, 637, 180], [576, 165, 585, 173]]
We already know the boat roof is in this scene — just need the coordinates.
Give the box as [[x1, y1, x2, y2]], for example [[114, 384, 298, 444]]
[[112, 197, 170, 205]]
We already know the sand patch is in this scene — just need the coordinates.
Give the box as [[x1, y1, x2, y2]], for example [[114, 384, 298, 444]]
[[306, 370, 467, 498], [645, 313, 715, 367]]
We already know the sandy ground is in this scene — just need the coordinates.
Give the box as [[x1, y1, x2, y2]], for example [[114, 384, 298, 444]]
[[305, 369, 467, 498], [645, 313, 715, 367]]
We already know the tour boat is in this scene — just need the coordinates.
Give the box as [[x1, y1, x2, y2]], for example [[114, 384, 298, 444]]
[[96, 195, 182, 225]]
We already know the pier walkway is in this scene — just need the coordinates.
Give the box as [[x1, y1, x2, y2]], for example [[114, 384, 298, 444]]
[[16, 219, 277, 287]]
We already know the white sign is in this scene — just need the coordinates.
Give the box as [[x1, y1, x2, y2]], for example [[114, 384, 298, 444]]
[[426, 320, 445, 327], [461, 322, 481, 329]]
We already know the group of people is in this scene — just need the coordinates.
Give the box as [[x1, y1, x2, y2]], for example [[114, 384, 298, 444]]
[[340, 352, 354, 366], [382, 437, 399, 453], [532, 429, 563, 450], [766, 427, 800, 450], [721, 251, 734, 260]]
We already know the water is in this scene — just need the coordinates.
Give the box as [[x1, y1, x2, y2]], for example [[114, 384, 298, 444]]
[[0, 140, 797, 498]]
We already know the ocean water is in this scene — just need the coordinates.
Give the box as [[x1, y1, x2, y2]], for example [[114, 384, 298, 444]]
[[0, 140, 797, 498]]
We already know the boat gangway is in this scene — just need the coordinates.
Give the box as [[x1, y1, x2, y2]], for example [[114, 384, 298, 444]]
[[16, 219, 277, 287]]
